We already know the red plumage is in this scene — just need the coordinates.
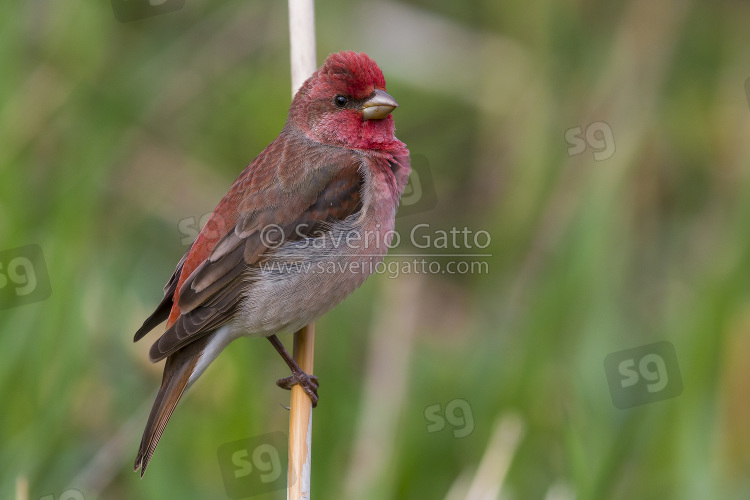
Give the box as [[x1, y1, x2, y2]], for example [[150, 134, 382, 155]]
[[133, 51, 409, 475]]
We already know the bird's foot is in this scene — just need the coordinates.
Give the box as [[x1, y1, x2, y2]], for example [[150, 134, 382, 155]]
[[276, 371, 319, 407]]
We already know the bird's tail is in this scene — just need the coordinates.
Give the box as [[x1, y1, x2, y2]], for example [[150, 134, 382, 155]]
[[134, 338, 207, 477]]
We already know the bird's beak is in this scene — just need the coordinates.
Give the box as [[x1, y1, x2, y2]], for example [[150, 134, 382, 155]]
[[362, 89, 399, 120]]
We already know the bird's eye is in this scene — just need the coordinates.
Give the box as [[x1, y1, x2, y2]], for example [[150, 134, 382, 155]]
[[334, 95, 348, 108]]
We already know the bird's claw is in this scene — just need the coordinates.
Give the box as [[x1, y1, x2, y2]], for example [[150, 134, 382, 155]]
[[276, 372, 319, 407]]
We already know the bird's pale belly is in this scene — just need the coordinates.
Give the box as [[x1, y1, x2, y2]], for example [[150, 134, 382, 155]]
[[232, 209, 395, 339]]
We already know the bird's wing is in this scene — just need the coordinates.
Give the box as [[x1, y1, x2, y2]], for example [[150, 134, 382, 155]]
[[134, 132, 364, 361], [133, 141, 364, 476], [133, 251, 189, 342]]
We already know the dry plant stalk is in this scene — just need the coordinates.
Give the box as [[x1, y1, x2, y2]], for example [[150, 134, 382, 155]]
[[287, 0, 317, 498], [288, 324, 315, 499]]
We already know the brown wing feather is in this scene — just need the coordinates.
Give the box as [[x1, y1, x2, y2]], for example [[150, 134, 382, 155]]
[[133, 251, 189, 342], [146, 148, 364, 362]]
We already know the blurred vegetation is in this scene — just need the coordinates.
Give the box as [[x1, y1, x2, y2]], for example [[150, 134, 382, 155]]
[[2, 0, 750, 499]]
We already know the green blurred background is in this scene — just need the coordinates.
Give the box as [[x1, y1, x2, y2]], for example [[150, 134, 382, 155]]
[[3, 0, 750, 498]]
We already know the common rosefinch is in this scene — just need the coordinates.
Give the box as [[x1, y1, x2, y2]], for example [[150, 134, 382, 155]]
[[133, 51, 410, 476]]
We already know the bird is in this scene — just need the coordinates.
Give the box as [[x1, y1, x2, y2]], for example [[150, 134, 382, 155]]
[[132, 50, 410, 476]]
